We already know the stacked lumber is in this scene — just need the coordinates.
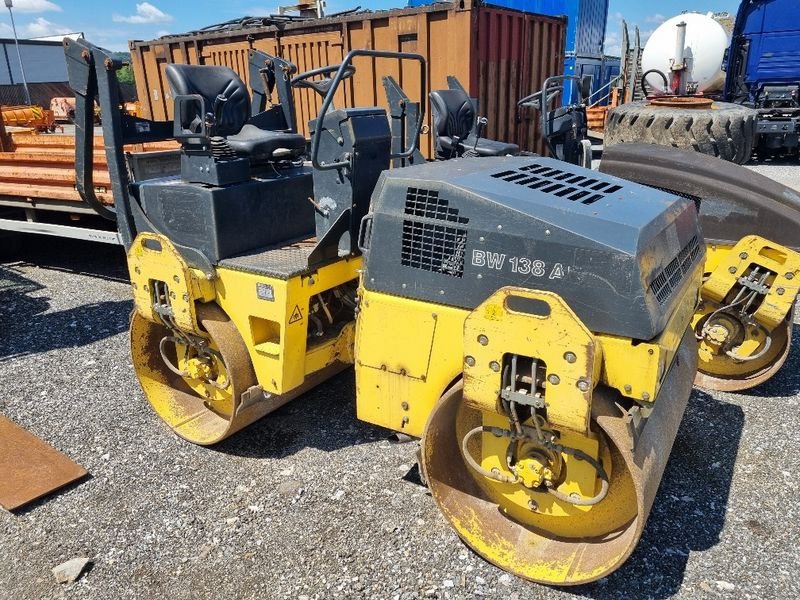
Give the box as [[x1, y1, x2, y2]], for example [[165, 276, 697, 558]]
[[0, 132, 177, 207], [586, 106, 609, 132]]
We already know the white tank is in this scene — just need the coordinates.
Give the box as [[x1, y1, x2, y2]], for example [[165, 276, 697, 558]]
[[641, 12, 730, 94]]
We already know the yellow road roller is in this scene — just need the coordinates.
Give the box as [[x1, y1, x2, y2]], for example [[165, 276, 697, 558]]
[[425, 75, 800, 394], [66, 39, 797, 586], [354, 155, 703, 584], [66, 40, 426, 444]]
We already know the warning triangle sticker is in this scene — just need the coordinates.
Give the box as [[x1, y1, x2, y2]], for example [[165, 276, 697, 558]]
[[289, 305, 303, 324]]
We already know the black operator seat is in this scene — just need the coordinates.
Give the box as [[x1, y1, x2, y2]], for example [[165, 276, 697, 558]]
[[429, 88, 519, 157], [164, 63, 305, 161]]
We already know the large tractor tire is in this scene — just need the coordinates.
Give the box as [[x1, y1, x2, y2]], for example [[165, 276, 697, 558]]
[[605, 100, 757, 164]]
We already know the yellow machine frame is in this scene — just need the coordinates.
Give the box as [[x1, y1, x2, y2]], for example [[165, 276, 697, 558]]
[[356, 273, 699, 585], [128, 233, 360, 443], [355, 273, 700, 439]]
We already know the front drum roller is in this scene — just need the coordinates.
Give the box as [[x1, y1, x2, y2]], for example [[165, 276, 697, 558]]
[[130, 303, 261, 445], [421, 328, 697, 585]]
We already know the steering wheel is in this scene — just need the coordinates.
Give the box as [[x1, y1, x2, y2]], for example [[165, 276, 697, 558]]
[[291, 64, 356, 97]]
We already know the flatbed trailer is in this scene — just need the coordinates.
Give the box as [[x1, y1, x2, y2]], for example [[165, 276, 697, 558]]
[[0, 131, 177, 247]]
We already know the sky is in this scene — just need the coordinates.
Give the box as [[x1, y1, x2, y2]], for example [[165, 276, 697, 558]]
[[0, 0, 741, 54]]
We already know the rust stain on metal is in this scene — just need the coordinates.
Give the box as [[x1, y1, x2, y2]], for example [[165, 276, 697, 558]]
[[648, 96, 714, 109], [0, 416, 87, 511]]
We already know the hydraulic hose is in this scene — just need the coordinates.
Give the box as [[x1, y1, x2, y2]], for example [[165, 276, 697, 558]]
[[460, 422, 610, 505]]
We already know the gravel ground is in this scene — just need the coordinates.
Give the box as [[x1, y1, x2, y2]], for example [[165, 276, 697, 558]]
[[1, 237, 799, 600], [744, 155, 800, 191]]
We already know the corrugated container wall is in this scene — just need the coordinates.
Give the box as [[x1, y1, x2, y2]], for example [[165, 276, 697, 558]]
[[130, 1, 565, 157], [571, 0, 608, 56], [408, 0, 607, 56]]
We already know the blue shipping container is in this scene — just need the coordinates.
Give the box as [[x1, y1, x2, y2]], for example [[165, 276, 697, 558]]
[[564, 55, 598, 102], [564, 54, 620, 105]]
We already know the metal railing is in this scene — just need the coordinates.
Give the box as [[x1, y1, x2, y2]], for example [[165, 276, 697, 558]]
[[587, 74, 624, 108]]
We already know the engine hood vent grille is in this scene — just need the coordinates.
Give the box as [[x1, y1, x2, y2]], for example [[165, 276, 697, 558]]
[[401, 187, 468, 278], [491, 162, 623, 205], [650, 235, 702, 304], [404, 187, 469, 223]]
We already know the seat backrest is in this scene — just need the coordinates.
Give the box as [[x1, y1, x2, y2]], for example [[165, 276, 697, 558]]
[[429, 88, 474, 140], [165, 64, 250, 136]]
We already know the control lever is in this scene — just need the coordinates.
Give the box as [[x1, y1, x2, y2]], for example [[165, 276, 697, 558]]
[[258, 64, 277, 103], [472, 116, 488, 154], [207, 93, 229, 135]]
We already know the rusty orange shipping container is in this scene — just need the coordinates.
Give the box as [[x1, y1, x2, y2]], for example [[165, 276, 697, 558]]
[[129, 1, 565, 157]]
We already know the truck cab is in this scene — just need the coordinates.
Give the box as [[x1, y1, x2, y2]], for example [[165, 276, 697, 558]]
[[724, 0, 800, 153]]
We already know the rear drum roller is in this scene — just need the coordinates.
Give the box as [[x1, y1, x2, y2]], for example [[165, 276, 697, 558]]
[[421, 328, 698, 585], [130, 303, 257, 445], [694, 308, 794, 392]]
